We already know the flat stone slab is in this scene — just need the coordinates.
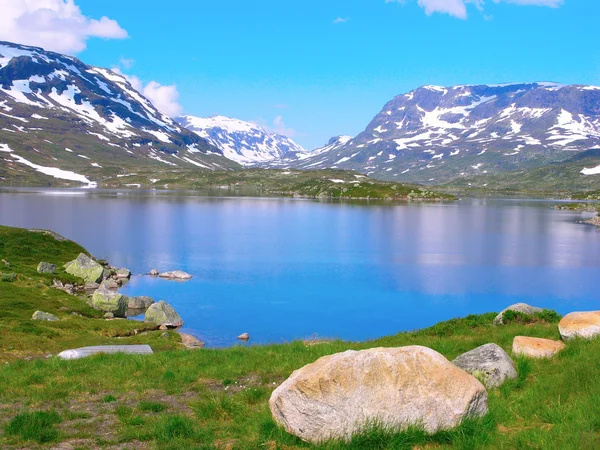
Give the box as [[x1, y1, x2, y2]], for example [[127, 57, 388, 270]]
[[512, 336, 565, 359], [453, 343, 517, 388], [559, 311, 600, 340], [494, 303, 544, 325], [58, 345, 153, 360]]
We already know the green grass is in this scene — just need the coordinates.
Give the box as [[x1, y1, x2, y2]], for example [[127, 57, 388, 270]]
[[0, 226, 599, 449], [4, 410, 62, 444]]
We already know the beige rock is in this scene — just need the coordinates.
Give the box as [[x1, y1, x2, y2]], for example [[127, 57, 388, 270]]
[[512, 336, 565, 359], [269, 346, 488, 444], [559, 311, 600, 340], [179, 333, 205, 349]]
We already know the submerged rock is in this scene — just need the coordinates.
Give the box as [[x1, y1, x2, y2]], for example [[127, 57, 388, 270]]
[[144, 301, 183, 328], [64, 253, 103, 284], [37, 262, 56, 274], [269, 346, 488, 444], [494, 303, 544, 325], [32, 311, 59, 321], [559, 311, 600, 340], [512, 336, 565, 359], [91, 285, 128, 318], [158, 270, 193, 280], [453, 343, 517, 388]]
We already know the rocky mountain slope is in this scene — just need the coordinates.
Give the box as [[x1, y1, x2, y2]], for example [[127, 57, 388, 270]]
[[177, 115, 307, 165], [290, 83, 600, 183], [0, 41, 238, 186]]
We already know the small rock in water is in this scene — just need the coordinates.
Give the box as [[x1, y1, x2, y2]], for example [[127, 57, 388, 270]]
[[237, 333, 250, 341], [149, 269, 159, 276], [32, 311, 59, 321], [513, 336, 565, 359], [37, 262, 56, 274], [128, 296, 155, 310], [559, 311, 600, 340], [158, 270, 193, 280]]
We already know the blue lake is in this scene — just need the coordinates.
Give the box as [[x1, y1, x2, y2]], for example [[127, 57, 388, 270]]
[[1, 188, 600, 347]]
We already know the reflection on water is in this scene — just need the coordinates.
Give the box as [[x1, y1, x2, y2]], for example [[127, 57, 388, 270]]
[[1, 188, 599, 346]]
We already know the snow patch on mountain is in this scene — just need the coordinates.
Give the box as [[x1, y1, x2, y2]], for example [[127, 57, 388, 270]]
[[177, 115, 307, 165]]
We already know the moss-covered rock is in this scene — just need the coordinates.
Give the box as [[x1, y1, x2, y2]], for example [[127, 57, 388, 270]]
[[144, 301, 183, 328], [64, 253, 103, 284], [91, 285, 128, 318]]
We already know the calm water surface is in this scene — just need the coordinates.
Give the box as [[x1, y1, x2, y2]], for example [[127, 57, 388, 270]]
[[1, 188, 599, 346]]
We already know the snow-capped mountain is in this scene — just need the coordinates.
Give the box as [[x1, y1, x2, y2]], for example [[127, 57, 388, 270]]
[[291, 83, 600, 182], [0, 40, 237, 185], [177, 115, 307, 165]]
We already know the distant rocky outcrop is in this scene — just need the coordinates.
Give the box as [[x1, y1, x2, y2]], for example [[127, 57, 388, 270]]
[[269, 346, 488, 444]]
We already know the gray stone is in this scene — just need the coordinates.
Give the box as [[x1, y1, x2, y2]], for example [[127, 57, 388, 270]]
[[58, 345, 153, 360], [494, 303, 544, 325], [84, 282, 100, 295], [237, 333, 250, 341], [149, 269, 159, 276], [91, 285, 128, 317], [144, 301, 183, 328], [270, 346, 487, 444], [158, 270, 193, 280], [128, 296, 155, 310], [101, 279, 119, 291], [104, 312, 115, 319], [32, 310, 59, 321], [37, 262, 56, 274], [116, 268, 131, 279], [452, 344, 517, 388], [64, 253, 103, 284]]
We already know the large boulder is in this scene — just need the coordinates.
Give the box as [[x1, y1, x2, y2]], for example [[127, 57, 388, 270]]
[[269, 346, 488, 444], [91, 285, 128, 318], [452, 344, 517, 388], [158, 270, 193, 280], [37, 262, 56, 274], [64, 253, 103, 284], [32, 310, 59, 321], [513, 336, 565, 359], [144, 301, 183, 328], [559, 311, 600, 340], [128, 296, 155, 310], [494, 303, 544, 325]]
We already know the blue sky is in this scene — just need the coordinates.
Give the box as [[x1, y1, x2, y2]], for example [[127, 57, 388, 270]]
[[3, 1, 598, 149]]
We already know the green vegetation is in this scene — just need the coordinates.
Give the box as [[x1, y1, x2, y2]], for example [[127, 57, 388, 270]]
[[97, 168, 455, 201], [0, 226, 599, 448]]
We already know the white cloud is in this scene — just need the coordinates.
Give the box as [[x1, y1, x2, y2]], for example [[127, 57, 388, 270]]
[[252, 116, 296, 137], [0, 0, 127, 55], [333, 17, 350, 24], [113, 68, 183, 118], [387, 0, 563, 19]]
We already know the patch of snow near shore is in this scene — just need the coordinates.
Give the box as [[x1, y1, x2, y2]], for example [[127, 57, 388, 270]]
[[581, 165, 600, 175], [11, 154, 94, 184]]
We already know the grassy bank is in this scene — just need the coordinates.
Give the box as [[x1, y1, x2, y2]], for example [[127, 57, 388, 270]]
[[0, 226, 599, 449]]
